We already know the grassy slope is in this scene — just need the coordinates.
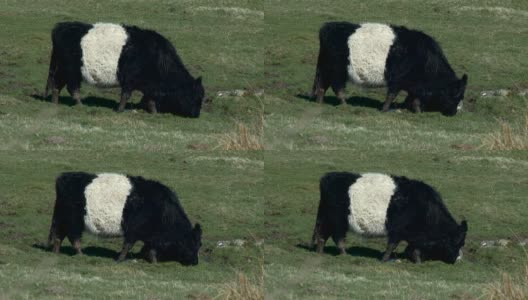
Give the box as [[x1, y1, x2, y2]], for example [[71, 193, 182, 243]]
[[0, 0, 527, 299], [264, 0, 528, 298], [0, 0, 264, 299]]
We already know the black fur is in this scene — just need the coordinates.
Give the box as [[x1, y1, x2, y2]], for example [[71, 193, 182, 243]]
[[311, 22, 468, 116], [44, 22, 204, 117], [48, 172, 202, 265], [312, 172, 467, 264]]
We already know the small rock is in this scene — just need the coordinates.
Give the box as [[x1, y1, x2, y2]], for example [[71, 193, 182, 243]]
[[480, 240, 496, 248], [518, 239, 528, 247], [216, 89, 264, 98], [497, 89, 510, 96], [232, 239, 245, 247], [253, 89, 265, 97], [518, 89, 528, 97], [254, 239, 264, 247], [497, 239, 510, 247], [480, 89, 510, 98]]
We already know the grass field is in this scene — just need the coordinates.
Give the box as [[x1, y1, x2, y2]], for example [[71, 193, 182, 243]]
[[0, 0, 527, 299]]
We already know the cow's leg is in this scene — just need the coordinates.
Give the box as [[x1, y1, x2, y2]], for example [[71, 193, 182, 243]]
[[67, 82, 82, 105], [71, 238, 83, 255], [411, 98, 422, 113], [147, 99, 157, 114], [117, 90, 132, 112], [382, 241, 399, 262], [147, 248, 158, 264], [52, 75, 66, 105], [69, 88, 82, 106], [52, 231, 66, 254], [412, 248, 422, 263], [335, 238, 346, 255], [382, 89, 399, 112], [117, 241, 135, 262], [315, 223, 331, 254], [315, 77, 330, 104], [331, 84, 347, 105], [53, 238, 64, 254], [403, 92, 415, 111]]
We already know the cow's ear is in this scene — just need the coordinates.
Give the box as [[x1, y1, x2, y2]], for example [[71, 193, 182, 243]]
[[195, 77, 202, 86], [460, 220, 468, 233]]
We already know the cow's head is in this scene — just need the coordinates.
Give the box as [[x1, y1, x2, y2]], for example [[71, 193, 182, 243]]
[[419, 220, 468, 264], [158, 77, 205, 118], [157, 223, 202, 265], [420, 74, 468, 116]]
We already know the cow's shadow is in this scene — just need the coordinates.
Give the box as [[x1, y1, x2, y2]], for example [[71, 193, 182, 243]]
[[31, 94, 143, 111], [296, 243, 388, 260], [295, 93, 384, 109], [32, 243, 142, 260]]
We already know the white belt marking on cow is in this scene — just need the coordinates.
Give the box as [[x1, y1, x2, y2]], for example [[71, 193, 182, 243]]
[[348, 173, 396, 236], [84, 173, 132, 236], [347, 23, 395, 87], [80, 23, 128, 87]]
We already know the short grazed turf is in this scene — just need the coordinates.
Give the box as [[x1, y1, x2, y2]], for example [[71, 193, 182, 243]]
[[0, 0, 527, 298], [263, 0, 528, 298]]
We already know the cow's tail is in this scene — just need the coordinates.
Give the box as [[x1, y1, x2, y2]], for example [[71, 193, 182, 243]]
[[47, 177, 61, 248], [311, 176, 327, 248], [310, 218, 321, 249], [310, 56, 321, 99], [47, 204, 58, 248], [44, 45, 58, 99], [310, 30, 325, 99]]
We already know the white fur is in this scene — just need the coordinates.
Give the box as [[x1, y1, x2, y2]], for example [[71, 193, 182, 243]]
[[348, 173, 396, 236], [80, 23, 128, 87], [347, 23, 395, 86], [457, 100, 463, 111], [84, 173, 132, 236]]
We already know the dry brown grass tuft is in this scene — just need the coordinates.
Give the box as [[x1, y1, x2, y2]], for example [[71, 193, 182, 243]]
[[483, 265, 528, 300], [216, 268, 264, 300], [481, 113, 528, 150], [215, 114, 264, 150]]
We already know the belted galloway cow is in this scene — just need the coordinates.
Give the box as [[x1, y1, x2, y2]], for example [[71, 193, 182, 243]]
[[312, 172, 467, 263], [45, 22, 204, 117], [48, 172, 202, 265], [311, 22, 467, 116]]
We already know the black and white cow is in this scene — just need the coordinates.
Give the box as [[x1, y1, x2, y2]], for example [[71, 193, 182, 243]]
[[44, 22, 205, 117], [312, 172, 467, 264], [48, 172, 202, 265], [311, 22, 468, 116]]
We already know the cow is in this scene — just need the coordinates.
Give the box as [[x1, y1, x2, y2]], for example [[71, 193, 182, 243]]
[[48, 172, 202, 265], [44, 22, 205, 117], [311, 172, 467, 264], [311, 22, 468, 116]]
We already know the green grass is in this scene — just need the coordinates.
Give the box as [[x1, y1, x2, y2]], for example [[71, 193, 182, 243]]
[[263, 0, 528, 298], [0, 0, 264, 298], [1, 0, 528, 298]]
